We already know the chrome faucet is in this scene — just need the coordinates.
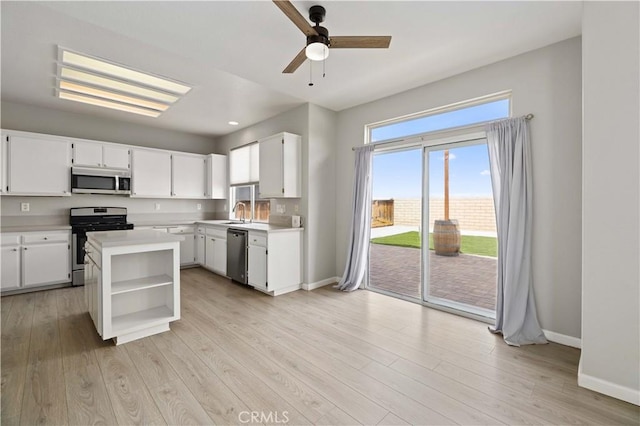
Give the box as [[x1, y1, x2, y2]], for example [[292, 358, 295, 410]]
[[232, 201, 246, 223]]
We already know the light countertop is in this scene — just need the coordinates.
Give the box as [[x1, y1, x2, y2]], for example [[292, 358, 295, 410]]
[[87, 229, 184, 248], [1, 225, 71, 233], [196, 220, 303, 233]]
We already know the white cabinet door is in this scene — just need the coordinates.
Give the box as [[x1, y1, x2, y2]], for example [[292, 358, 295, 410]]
[[196, 234, 205, 265], [179, 233, 196, 265], [74, 141, 129, 169], [258, 132, 301, 198], [248, 245, 267, 290], [22, 242, 70, 287], [73, 141, 103, 167], [1, 245, 21, 290], [131, 149, 172, 197], [258, 134, 283, 198], [205, 236, 227, 275], [213, 238, 227, 276], [172, 154, 206, 198], [206, 154, 227, 199], [102, 145, 130, 169], [8, 135, 71, 195]]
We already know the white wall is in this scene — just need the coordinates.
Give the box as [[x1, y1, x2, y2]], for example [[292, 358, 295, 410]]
[[307, 104, 337, 284], [335, 38, 583, 339], [215, 103, 338, 286], [580, 2, 640, 405]]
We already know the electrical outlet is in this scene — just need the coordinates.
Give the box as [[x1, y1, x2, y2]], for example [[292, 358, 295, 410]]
[[294, 204, 299, 213], [196, 203, 202, 211], [224, 203, 227, 211], [20, 202, 30, 212], [154, 203, 161, 211]]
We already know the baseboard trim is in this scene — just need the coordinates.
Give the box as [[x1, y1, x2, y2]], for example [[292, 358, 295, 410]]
[[578, 359, 640, 405], [302, 277, 339, 291], [542, 329, 581, 348]]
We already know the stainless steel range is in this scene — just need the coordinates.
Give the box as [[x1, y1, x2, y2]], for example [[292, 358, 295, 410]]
[[70, 207, 134, 286]]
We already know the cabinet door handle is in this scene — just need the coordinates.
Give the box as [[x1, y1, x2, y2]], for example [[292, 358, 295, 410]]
[[43, 237, 48, 240], [11, 248, 17, 252], [23, 247, 27, 250]]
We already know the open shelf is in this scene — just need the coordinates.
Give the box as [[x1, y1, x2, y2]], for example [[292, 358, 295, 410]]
[[111, 274, 173, 295], [111, 306, 174, 333]]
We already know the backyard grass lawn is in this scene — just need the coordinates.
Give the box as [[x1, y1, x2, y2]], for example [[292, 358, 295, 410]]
[[371, 231, 497, 257]]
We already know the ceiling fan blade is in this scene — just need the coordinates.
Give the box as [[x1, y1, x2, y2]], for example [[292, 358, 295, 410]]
[[273, 0, 318, 37], [283, 47, 307, 73], [330, 36, 392, 49]]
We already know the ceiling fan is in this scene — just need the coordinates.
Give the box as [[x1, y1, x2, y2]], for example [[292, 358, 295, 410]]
[[273, 0, 392, 73]]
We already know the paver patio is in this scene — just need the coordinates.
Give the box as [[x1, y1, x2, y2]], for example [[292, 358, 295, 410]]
[[369, 243, 497, 310]]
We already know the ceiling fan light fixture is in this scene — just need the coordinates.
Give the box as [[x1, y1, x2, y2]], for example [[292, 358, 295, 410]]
[[305, 42, 329, 61]]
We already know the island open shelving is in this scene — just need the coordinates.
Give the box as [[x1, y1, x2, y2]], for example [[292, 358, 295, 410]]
[[85, 230, 182, 345]]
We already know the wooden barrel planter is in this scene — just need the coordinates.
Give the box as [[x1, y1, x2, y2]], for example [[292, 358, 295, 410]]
[[433, 219, 461, 256]]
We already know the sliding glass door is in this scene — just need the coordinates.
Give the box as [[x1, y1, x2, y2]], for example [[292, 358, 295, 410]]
[[424, 140, 497, 318], [368, 148, 423, 300], [367, 138, 497, 317]]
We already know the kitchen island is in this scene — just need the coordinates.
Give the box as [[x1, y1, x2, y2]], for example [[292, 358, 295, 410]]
[[85, 229, 183, 345]]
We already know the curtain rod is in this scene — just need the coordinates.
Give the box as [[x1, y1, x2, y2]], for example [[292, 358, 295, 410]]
[[352, 113, 535, 151]]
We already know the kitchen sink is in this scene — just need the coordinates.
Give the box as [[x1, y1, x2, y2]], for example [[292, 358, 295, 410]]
[[223, 221, 246, 224]]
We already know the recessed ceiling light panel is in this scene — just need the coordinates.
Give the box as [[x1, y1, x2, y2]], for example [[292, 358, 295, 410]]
[[58, 91, 161, 118], [56, 47, 191, 118], [228, 121, 239, 126]]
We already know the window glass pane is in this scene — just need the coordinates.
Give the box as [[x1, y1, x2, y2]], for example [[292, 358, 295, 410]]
[[371, 98, 509, 143], [254, 184, 270, 223]]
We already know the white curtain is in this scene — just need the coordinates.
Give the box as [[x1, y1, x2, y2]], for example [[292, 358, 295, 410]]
[[336, 145, 375, 291], [486, 117, 547, 346]]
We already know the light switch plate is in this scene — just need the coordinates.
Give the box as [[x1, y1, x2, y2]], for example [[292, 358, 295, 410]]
[[154, 203, 161, 211], [294, 204, 299, 213], [20, 202, 30, 212], [196, 203, 202, 210]]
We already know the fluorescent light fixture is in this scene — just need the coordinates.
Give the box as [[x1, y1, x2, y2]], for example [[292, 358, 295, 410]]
[[59, 81, 169, 111], [60, 67, 179, 104], [58, 91, 161, 118], [61, 50, 191, 94], [228, 121, 239, 126]]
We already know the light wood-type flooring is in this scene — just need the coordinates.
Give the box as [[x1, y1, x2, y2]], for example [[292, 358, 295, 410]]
[[2, 267, 638, 425]]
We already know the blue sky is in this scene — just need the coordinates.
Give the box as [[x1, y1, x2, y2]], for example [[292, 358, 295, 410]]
[[371, 99, 507, 199]]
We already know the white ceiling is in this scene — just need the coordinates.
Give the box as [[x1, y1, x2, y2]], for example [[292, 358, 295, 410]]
[[1, 1, 582, 137]]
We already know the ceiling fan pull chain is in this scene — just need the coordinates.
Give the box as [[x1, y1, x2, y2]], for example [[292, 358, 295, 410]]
[[323, 57, 326, 78], [309, 61, 314, 86]]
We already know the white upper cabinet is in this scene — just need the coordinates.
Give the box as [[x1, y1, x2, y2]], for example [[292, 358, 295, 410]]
[[258, 132, 301, 198], [206, 154, 227, 199], [5, 134, 71, 196], [131, 148, 172, 197], [102, 145, 130, 169], [74, 141, 130, 169], [172, 153, 206, 198]]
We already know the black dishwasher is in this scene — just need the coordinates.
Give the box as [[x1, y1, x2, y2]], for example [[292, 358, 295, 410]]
[[227, 229, 248, 284]]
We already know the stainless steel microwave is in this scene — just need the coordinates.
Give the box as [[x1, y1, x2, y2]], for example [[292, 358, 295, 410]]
[[71, 166, 131, 195]]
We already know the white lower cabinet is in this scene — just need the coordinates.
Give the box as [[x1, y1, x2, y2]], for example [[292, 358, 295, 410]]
[[85, 230, 181, 345], [1, 244, 21, 290], [196, 228, 206, 265], [1, 230, 71, 293], [22, 241, 70, 287], [168, 226, 196, 265], [139, 225, 196, 267], [248, 229, 302, 296], [204, 227, 227, 276]]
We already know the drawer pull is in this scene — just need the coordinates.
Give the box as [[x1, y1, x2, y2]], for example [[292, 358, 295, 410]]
[[12, 248, 17, 252], [43, 237, 48, 240]]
